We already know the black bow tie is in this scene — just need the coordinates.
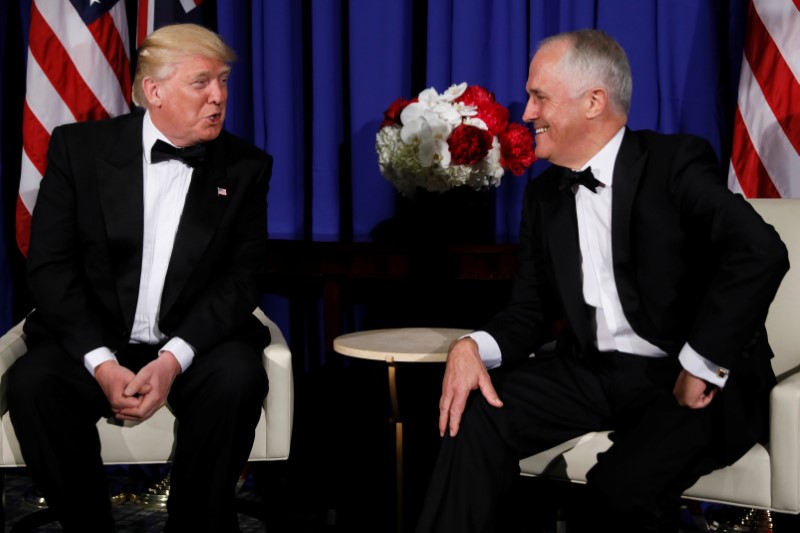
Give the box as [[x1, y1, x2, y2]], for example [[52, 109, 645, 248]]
[[558, 166, 602, 193], [150, 139, 206, 168]]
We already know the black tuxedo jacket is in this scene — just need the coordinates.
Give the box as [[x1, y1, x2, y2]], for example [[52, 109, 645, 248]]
[[24, 112, 273, 361], [484, 128, 789, 465]]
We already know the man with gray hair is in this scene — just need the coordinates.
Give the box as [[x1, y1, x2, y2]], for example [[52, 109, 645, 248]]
[[9, 23, 272, 532], [416, 29, 788, 532]]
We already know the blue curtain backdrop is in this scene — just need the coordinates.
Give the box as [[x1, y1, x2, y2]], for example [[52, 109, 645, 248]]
[[1, 0, 747, 336], [218, 0, 746, 244]]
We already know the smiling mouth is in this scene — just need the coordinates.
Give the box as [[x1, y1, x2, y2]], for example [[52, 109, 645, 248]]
[[535, 126, 549, 135]]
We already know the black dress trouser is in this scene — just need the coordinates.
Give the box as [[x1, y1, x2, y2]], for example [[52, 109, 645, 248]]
[[415, 351, 720, 533], [7, 336, 268, 533]]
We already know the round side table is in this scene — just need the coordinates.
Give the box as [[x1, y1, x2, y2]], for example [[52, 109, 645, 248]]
[[333, 327, 470, 533]]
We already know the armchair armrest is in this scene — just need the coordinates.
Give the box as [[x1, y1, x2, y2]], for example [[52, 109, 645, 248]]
[[254, 308, 294, 460], [0, 322, 27, 416], [769, 369, 800, 511]]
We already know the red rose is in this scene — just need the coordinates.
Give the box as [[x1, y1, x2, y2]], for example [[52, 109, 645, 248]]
[[477, 102, 509, 137], [457, 85, 495, 108], [381, 97, 416, 127], [448, 124, 494, 166], [457, 85, 508, 136], [499, 123, 536, 175]]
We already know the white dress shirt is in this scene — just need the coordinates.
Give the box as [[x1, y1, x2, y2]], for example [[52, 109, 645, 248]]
[[473, 127, 729, 388], [83, 112, 197, 376]]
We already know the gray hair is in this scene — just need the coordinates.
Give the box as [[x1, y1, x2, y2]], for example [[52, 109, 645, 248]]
[[540, 29, 632, 115], [132, 24, 236, 108]]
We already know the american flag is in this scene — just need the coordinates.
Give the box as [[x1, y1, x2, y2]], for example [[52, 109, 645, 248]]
[[16, 0, 207, 256], [137, 0, 206, 47], [16, 0, 131, 256], [728, 0, 800, 198]]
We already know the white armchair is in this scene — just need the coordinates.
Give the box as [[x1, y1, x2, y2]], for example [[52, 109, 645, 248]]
[[519, 199, 800, 525], [0, 307, 294, 527]]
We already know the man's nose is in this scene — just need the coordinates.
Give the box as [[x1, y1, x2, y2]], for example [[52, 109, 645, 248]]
[[208, 81, 224, 103], [522, 101, 537, 123]]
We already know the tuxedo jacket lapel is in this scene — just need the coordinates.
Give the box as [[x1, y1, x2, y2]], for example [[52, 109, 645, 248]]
[[160, 136, 231, 319], [611, 130, 648, 322], [96, 115, 145, 332], [544, 185, 594, 350]]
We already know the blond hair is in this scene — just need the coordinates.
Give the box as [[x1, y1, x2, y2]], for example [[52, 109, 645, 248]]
[[132, 24, 236, 108]]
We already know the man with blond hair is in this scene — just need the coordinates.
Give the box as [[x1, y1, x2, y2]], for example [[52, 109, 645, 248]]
[[9, 24, 272, 532]]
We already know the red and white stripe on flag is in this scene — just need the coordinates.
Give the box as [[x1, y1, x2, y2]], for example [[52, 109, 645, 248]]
[[728, 0, 800, 198], [16, 0, 131, 256], [136, 0, 204, 48]]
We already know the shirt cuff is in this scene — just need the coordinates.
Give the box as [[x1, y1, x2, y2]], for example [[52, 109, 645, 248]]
[[465, 331, 502, 370], [678, 343, 730, 388], [83, 347, 118, 378], [161, 337, 195, 372]]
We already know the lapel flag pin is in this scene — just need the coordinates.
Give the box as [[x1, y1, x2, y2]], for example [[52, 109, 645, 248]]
[[217, 187, 228, 197]]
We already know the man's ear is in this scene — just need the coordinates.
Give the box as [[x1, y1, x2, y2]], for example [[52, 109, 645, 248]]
[[585, 87, 608, 119], [141, 77, 162, 108]]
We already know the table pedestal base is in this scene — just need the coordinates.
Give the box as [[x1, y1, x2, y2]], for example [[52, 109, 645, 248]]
[[388, 358, 403, 533]]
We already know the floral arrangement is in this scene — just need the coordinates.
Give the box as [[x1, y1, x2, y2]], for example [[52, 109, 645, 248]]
[[375, 82, 536, 197]]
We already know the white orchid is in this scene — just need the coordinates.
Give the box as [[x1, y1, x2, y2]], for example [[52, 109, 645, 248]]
[[463, 116, 488, 130], [400, 98, 460, 142], [453, 100, 478, 118], [440, 82, 467, 101], [416, 87, 443, 107], [417, 118, 451, 168], [399, 106, 449, 144]]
